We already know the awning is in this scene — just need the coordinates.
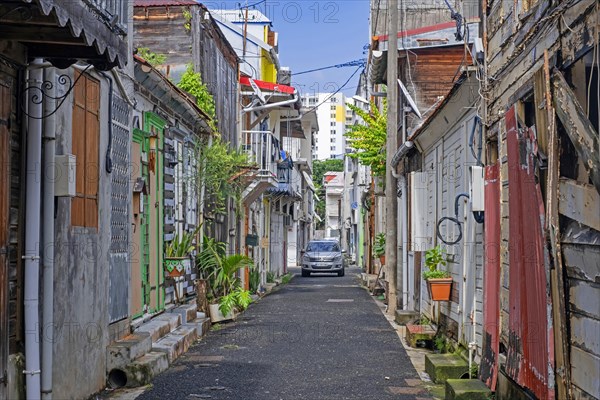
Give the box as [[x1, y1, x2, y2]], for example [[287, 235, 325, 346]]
[[240, 76, 296, 95], [13, 0, 129, 69], [302, 171, 316, 192]]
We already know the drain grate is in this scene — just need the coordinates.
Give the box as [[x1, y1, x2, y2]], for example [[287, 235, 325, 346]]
[[326, 299, 355, 303]]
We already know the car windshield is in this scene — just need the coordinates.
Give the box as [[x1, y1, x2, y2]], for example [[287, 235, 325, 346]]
[[306, 242, 339, 252]]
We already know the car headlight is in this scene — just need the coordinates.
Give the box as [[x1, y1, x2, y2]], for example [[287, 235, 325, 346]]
[[333, 255, 342, 262], [302, 255, 311, 262]]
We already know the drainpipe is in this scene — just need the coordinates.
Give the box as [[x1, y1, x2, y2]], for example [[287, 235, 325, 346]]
[[41, 67, 56, 400], [24, 58, 44, 400]]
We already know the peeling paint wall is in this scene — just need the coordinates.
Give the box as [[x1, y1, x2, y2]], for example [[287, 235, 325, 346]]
[[52, 67, 113, 400]]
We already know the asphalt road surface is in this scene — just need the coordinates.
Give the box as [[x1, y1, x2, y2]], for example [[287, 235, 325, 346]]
[[137, 267, 430, 400]]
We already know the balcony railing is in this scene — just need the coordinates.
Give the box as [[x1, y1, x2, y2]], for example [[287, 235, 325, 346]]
[[241, 130, 278, 180]]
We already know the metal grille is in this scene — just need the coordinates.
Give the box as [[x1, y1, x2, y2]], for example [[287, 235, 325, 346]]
[[109, 95, 130, 323]]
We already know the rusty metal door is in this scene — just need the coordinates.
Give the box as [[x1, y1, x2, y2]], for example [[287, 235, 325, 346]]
[[480, 163, 501, 390], [0, 80, 11, 393]]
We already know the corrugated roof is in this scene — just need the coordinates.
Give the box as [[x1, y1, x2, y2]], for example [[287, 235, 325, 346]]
[[134, 0, 199, 7]]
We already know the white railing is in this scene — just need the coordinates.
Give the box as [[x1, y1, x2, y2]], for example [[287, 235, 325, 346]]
[[241, 130, 278, 179]]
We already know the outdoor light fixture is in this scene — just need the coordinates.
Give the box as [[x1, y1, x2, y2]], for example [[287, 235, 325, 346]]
[[215, 213, 226, 224], [148, 127, 159, 173]]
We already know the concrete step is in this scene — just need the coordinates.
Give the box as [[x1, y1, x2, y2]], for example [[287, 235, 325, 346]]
[[395, 310, 420, 326], [151, 325, 198, 363], [135, 313, 181, 343], [168, 303, 197, 324], [106, 332, 152, 372], [425, 353, 469, 384], [122, 351, 169, 387], [184, 317, 211, 338], [445, 379, 492, 400], [405, 323, 436, 348]]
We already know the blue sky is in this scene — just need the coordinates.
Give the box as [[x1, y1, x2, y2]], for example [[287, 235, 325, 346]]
[[204, 1, 370, 96]]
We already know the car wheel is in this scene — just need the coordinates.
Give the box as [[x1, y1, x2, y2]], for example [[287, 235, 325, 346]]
[[302, 270, 310, 277], [338, 268, 345, 277]]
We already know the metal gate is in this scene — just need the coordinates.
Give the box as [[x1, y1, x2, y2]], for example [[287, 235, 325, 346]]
[[108, 95, 131, 323]]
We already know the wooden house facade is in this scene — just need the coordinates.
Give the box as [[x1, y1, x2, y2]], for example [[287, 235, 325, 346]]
[[483, 1, 599, 398]]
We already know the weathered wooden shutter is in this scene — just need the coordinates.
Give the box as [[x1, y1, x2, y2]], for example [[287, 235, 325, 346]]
[[71, 72, 100, 228]]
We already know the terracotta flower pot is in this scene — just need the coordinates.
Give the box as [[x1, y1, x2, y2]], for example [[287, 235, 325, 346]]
[[426, 278, 453, 301], [379, 255, 385, 265]]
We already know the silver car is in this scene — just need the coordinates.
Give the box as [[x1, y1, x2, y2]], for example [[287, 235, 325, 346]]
[[301, 240, 345, 277]]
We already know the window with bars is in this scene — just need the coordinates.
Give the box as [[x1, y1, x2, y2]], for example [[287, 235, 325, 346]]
[[71, 71, 100, 229]]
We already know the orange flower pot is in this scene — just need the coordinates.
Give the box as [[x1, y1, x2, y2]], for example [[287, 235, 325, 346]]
[[379, 255, 385, 265], [427, 278, 453, 301]]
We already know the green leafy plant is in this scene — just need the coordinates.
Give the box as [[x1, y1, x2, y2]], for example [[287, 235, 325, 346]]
[[218, 287, 253, 316], [249, 266, 260, 293], [137, 47, 166, 66], [186, 137, 252, 221], [345, 100, 387, 179], [266, 271, 276, 283], [434, 335, 447, 353], [177, 64, 216, 127], [182, 9, 192, 32], [165, 225, 201, 257], [374, 232, 386, 257], [470, 363, 479, 379], [419, 315, 431, 326], [197, 235, 254, 299], [423, 245, 450, 280], [281, 273, 292, 285]]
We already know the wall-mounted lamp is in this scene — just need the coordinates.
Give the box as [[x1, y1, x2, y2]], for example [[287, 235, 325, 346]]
[[148, 126, 159, 173]]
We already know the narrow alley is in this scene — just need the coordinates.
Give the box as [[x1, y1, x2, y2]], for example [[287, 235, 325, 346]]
[[135, 268, 429, 400]]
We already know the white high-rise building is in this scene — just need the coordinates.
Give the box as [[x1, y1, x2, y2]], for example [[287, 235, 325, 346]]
[[302, 93, 347, 160]]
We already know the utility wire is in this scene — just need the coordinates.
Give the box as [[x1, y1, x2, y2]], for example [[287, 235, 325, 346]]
[[294, 59, 366, 76], [299, 65, 363, 115]]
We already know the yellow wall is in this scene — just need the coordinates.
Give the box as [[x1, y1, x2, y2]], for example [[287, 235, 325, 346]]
[[261, 48, 277, 83], [336, 105, 345, 123]]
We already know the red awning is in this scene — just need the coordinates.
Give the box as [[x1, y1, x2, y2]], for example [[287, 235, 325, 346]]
[[240, 76, 296, 95]]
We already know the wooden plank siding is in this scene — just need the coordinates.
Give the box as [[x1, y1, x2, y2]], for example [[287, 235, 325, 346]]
[[133, 4, 239, 145], [486, 1, 600, 398]]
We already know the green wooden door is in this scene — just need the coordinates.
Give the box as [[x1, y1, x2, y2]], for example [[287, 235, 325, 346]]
[[144, 113, 166, 312]]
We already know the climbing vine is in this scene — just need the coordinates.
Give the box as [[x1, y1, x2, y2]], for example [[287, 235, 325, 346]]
[[344, 100, 387, 179], [177, 64, 217, 131]]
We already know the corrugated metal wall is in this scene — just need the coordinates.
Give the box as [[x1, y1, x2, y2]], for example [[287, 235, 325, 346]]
[[480, 163, 501, 390], [504, 106, 553, 399]]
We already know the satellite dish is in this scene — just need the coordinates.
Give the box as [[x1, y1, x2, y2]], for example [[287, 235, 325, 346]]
[[397, 79, 422, 119], [248, 78, 266, 104]]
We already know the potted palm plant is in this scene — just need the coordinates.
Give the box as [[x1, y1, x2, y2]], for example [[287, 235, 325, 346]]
[[374, 232, 386, 265], [164, 227, 200, 278], [197, 236, 254, 323], [423, 245, 452, 301]]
